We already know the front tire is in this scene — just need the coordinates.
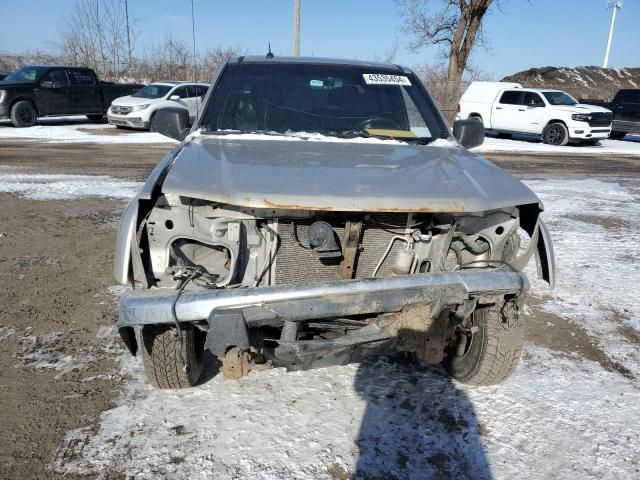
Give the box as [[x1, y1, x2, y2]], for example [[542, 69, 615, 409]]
[[444, 303, 525, 386], [149, 113, 158, 132], [10, 101, 37, 127], [141, 323, 205, 389], [542, 122, 569, 146]]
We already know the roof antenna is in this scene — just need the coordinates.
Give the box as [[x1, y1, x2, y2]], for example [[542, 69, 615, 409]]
[[266, 43, 274, 59]]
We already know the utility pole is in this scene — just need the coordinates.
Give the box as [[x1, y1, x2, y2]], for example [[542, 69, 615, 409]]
[[124, 0, 132, 70], [603, 0, 622, 68], [293, 0, 300, 56]]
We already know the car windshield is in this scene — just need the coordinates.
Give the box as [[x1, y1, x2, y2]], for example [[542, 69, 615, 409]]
[[542, 91, 578, 106], [200, 63, 448, 142], [3, 66, 47, 83], [132, 84, 172, 99]]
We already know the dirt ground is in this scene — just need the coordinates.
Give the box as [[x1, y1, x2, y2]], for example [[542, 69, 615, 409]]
[[0, 140, 638, 479]]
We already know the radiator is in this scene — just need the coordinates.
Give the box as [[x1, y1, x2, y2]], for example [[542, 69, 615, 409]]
[[274, 214, 409, 285]]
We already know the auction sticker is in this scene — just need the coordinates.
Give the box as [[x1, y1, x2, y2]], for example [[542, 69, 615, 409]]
[[362, 74, 412, 86]]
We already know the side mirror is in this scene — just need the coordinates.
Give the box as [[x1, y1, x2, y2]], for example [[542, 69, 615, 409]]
[[453, 119, 484, 149], [153, 107, 190, 141], [169, 95, 180, 101]]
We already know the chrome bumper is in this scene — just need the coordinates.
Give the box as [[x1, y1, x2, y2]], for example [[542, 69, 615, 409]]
[[118, 269, 528, 328]]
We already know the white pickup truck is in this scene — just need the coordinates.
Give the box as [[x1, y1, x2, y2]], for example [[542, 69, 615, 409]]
[[456, 82, 613, 145]]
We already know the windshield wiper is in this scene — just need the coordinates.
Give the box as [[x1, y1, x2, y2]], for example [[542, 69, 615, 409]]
[[201, 129, 291, 137]]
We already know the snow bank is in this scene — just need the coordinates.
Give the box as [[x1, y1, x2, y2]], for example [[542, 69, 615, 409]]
[[473, 133, 640, 156], [0, 117, 176, 144], [0, 169, 142, 200]]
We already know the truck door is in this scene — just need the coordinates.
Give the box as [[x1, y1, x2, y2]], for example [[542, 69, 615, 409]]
[[491, 90, 522, 131], [66, 68, 102, 114], [35, 69, 71, 115], [515, 92, 546, 133]]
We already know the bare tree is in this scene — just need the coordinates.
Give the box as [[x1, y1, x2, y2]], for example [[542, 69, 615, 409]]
[[398, 0, 497, 97], [59, 0, 136, 81]]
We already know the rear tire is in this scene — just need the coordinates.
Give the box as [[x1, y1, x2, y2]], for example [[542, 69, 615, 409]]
[[610, 131, 626, 140], [542, 122, 569, 146], [10, 101, 37, 128], [444, 303, 525, 386], [141, 323, 205, 389]]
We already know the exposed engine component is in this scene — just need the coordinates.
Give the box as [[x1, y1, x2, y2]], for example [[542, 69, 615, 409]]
[[307, 221, 340, 253]]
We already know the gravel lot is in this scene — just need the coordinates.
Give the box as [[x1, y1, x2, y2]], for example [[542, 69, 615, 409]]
[[1, 129, 639, 479]]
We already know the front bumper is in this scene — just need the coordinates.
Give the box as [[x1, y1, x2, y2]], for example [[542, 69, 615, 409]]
[[107, 112, 149, 129], [119, 269, 528, 328], [569, 125, 611, 139]]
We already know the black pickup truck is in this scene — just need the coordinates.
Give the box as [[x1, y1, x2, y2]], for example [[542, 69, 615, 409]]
[[581, 89, 640, 139], [0, 65, 143, 127]]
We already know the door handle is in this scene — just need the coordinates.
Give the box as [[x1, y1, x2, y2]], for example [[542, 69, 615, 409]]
[[495, 106, 502, 110], [518, 108, 525, 112]]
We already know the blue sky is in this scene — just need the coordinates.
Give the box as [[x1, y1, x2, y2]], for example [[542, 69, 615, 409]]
[[1, 0, 638, 79]]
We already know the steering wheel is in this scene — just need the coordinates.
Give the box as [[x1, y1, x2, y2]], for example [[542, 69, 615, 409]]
[[353, 116, 402, 131]]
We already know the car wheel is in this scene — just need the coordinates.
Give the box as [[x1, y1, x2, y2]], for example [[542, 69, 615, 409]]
[[444, 303, 525, 386], [86, 114, 105, 122], [141, 323, 205, 389], [149, 113, 158, 132], [10, 101, 37, 128], [543, 122, 569, 146], [610, 131, 626, 140]]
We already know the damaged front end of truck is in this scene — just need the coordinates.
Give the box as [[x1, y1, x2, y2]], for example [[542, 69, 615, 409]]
[[113, 56, 555, 389]]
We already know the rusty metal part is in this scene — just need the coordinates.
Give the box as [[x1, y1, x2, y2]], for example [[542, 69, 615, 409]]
[[119, 270, 529, 327], [383, 303, 452, 364], [338, 220, 362, 279], [221, 347, 252, 380]]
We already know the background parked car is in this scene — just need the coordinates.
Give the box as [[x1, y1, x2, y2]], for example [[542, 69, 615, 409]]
[[0, 65, 142, 127], [580, 89, 640, 140], [107, 81, 209, 131], [457, 81, 613, 146]]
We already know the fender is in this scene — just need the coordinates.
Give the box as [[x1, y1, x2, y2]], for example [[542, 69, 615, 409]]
[[113, 145, 182, 285]]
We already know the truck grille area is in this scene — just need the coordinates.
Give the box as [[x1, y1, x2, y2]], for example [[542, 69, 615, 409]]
[[275, 214, 409, 285], [588, 112, 613, 127]]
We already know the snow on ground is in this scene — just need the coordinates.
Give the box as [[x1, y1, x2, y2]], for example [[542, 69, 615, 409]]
[[49, 176, 640, 479], [0, 116, 176, 144], [473, 132, 640, 156], [0, 168, 142, 200], [524, 178, 640, 373]]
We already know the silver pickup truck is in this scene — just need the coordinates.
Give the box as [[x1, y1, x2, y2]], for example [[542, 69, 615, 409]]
[[114, 56, 555, 389]]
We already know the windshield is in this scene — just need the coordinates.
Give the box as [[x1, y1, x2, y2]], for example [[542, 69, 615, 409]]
[[542, 91, 578, 106], [201, 63, 447, 141], [132, 84, 172, 99], [3, 66, 47, 83]]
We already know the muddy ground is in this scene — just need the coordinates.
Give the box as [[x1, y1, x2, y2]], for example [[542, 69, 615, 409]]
[[0, 141, 638, 479]]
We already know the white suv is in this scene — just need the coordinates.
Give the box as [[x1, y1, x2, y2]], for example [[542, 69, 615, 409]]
[[108, 81, 209, 130], [456, 81, 613, 145]]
